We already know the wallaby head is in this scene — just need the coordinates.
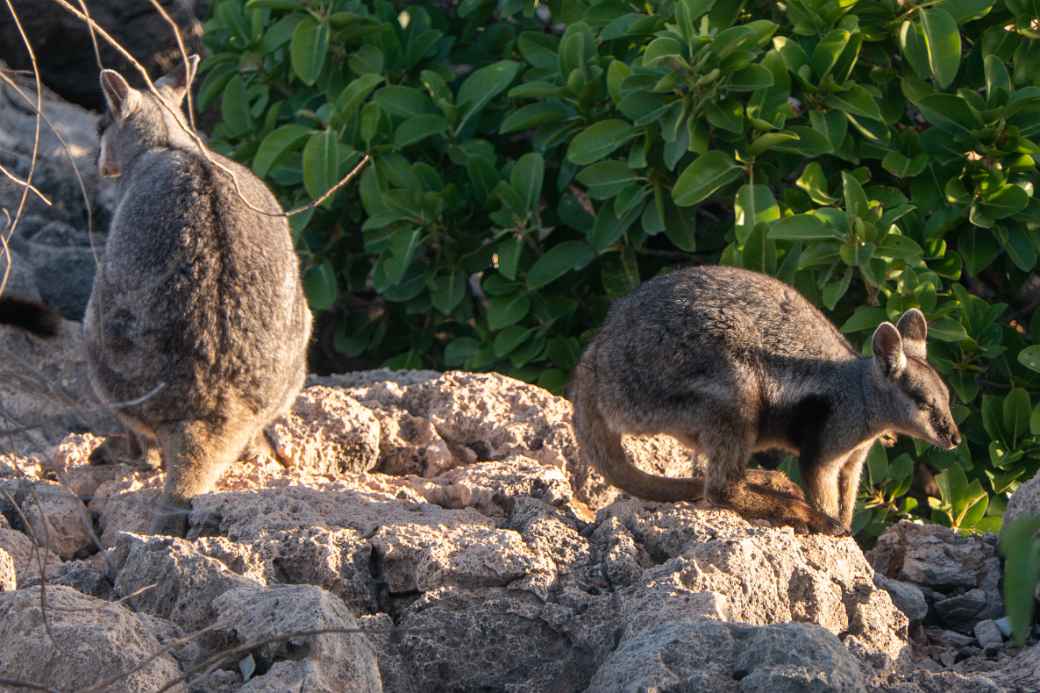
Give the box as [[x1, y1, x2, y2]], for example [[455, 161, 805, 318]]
[[97, 55, 200, 178], [869, 308, 961, 450]]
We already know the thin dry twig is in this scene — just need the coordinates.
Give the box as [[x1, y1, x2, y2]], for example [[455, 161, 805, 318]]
[[75, 0, 103, 71], [148, 0, 196, 132], [0, 487, 57, 649], [0, 0, 43, 299], [0, 164, 51, 206], [0, 678, 61, 693]]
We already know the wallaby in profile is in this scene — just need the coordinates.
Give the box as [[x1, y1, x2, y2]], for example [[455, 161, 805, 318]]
[[0, 296, 60, 337], [571, 265, 960, 535], [86, 57, 312, 535]]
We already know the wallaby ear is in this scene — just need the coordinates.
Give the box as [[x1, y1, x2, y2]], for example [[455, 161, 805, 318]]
[[896, 308, 928, 360], [100, 69, 140, 118], [872, 322, 907, 378], [155, 54, 201, 104]]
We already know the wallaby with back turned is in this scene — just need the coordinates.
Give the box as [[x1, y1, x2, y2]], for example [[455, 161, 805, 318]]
[[86, 57, 312, 535], [571, 265, 960, 535]]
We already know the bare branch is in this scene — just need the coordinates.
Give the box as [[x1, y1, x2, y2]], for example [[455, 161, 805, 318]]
[[0, 0, 43, 298]]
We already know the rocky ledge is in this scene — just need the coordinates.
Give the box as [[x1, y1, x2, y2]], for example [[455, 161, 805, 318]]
[[0, 364, 1036, 693]]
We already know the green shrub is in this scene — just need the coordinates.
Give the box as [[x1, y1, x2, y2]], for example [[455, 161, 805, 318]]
[[201, 0, 1040, 539]]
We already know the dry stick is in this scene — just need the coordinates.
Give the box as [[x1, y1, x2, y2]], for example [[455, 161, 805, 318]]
[[48, 0, 371, 219], [0, 0, 43, 299], [0, 164, 51, 205], [79, 621, 228, 693], [154, 627, 433, 693], [75, 0, 103, 71], [147, 0, 196, 132], [0, 68, 101, 269], [0, 488, 57, 650]]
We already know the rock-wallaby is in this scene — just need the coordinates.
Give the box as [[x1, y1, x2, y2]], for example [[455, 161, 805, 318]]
[[86, 56, 313, 535], [571, 265, 961, 535], [0, 296, 60, 337]]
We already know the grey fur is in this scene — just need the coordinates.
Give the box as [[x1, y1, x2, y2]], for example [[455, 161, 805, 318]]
[[571, 265, 960, 534], [85, 58, 312, 535]]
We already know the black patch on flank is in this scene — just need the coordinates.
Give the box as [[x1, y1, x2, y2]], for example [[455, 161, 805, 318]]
[[0, 296, 60, 337], [785, 394, 832, 460]]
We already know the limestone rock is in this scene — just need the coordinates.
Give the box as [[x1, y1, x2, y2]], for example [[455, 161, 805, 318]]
[[0, 0, 204, 111], [111, 533, 258, 631], [0, 546, 15, 590], [21, 482, 93, 559], [0, 585, 183, 692], [211, 585, 382, 692], [266, 386, 381, 476]]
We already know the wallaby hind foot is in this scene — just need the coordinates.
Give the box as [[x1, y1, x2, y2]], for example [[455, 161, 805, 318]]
[[151, 418, 257, 537]]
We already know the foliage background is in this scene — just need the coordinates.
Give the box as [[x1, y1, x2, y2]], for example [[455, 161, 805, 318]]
[[200, 0, 1040, 539]]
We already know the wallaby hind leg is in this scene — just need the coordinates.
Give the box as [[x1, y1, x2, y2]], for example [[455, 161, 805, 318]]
[[682, 424, 845, 536], [838, 446, 870, 529], [152, 418, 256, 537]]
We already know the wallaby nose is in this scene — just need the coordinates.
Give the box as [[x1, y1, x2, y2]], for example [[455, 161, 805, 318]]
[[949, 431, 962, 448]]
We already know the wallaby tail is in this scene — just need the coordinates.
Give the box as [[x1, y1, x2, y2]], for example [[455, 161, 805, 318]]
[[570, 352, 704, 502], [0, 296, 60, 338]]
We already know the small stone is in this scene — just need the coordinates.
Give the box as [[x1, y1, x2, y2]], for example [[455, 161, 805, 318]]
[[956, 645, 982, 662], [876, 574, 929, 622], [974, 619, 1004, 650], [927, 627, 975, 648], [994, 617, 1012, 638], [934, 588, 988, 634]]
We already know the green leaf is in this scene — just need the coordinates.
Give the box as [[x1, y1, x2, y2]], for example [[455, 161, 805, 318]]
[[302, 130, 339, 201], [841, 306, 887, 333], [1004, 387, 1031, 446], [842, 171, 869, 219], [500, 102, 570, 134], [303, 261, 337, 311], [727, 64, 774, 91], [915, 94, 982, 133], [394, 114, 449, 148], [979, 185, 1030, 220], [444, 337, 480, 367], [431, 270, 467, 314], [1000, 515, 1040, 646], [374, 86, 435, 118], [927, 318, 968, 342], [456, 60, 522, 134], [336, 74, 384, 118], [493, 326, 534, 358], [811, 29, 851, 81], [826, 84, 883, 122], [899, 20, 931, 82], [221, 75, 252, 137], [1019, 345, 1040, 374], [769, 214, 841, 241], [527, 241, 595, 290], [511, 153, 545, 212], [734, 185, 780, 244], [576, 161, 641, 199], [290, 17, 329, 85], [920, 8, 961, 89], [796, 162, 838, 205], [486, 293, 530, 330], [673, 151, 743, 207], [382, 228, 422, 285], [566, 120, 637, 166], [253, 124, 311, 177], [606, 60, 630, 105], [940, 0, 995, 24]]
